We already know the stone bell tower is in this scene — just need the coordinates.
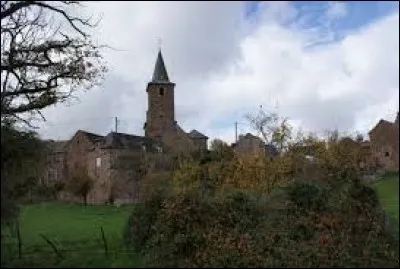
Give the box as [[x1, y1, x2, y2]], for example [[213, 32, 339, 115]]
[[144, 50, 176, 140]]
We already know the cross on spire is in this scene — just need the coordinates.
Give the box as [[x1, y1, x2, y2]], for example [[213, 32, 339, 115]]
[[157, 38, 162, 50]]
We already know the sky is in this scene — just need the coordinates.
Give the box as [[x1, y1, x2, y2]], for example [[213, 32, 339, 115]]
[[37, 1, 399, 144]]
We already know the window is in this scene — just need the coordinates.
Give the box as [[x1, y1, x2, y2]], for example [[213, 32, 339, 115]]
[[385, 151, 390, 157], [159, 87, 164, 96], [96, 157, 101, 168], [156, 146, 163, 153]]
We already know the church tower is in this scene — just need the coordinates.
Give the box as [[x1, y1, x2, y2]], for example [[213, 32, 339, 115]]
[[144, 50, 176, 139]]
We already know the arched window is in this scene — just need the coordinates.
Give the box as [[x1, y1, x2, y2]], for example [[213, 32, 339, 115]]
[[159, 87, 164, 96]]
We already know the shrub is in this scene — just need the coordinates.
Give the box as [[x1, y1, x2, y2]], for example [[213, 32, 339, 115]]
[[126, 179, 398, 268], [66, 169, 94, 205], [124, 171, 172, 251], [287, 181, 329, 212]]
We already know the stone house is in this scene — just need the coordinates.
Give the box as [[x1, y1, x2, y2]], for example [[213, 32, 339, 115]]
[[367, 112, 399, 172], [232, 133, 278, 158], [44, 50, 209, 204]]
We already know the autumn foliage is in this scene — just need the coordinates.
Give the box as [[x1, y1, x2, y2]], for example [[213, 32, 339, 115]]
[[125, 127, 398, 267]]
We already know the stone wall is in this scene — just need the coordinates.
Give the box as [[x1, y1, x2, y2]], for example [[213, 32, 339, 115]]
[[145, 82, 176, 138], [234, 134, 265, 157]]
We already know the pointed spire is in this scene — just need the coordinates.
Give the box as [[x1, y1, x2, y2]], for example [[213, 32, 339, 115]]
[[151, 50, 170, 83]]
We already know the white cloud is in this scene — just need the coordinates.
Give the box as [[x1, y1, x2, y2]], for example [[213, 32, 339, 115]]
[[37, 2, 399, 145]]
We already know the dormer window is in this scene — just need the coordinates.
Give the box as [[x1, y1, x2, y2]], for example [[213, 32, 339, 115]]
[[159, 88, 164, 96]]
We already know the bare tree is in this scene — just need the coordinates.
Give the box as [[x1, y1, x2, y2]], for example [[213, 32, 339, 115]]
[[1, 1, 107, 124], [245, 105, 279, 144]]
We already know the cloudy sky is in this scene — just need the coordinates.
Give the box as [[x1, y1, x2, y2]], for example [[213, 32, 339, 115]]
[[37, 1, 399, 144]]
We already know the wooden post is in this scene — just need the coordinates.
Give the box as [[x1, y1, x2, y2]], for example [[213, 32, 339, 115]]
[[40, 234, 63, 261], [16, 220, 22, 259], [100, 226, 108, 258]]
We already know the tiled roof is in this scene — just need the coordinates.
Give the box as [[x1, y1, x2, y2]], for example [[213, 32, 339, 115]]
[[188, 129, 208, 139], [101, 132, 162, 152], [45, 140, 68, 153], [77, 130, 104, 143]]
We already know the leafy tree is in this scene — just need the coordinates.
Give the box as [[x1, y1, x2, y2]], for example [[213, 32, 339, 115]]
[[51, 180, 65, 199], [209, 139, 234, 161], [66, 169, 93, 205], [271, 117, 292, 153], [355, 133, 364, 142], [1, 1, 107, 123], [1, 121, 45, 220]]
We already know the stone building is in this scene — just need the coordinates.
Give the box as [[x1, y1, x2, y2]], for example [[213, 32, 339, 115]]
[[232, 133, 278, 158], [43, 50, 209, 204], [144, 50, 208, 155], [367, 112, 399, 172]]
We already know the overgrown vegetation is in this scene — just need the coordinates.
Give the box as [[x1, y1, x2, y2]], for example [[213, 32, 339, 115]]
[[125, 116, 399, 267], [66, 169, 94, 206], [1, 3, 107, 263], [1, 122, 45, 221]]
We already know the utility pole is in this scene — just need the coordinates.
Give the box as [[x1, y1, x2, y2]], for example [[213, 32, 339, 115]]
[[235, 121, 238, 143], [115, 117, 118, 133]]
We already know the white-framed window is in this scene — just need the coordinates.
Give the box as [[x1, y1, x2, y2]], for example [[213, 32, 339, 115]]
[[96, 157, 102, 168]]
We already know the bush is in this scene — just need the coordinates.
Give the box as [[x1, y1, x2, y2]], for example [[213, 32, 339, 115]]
[[124, 191, 166, 251], [124, 172, 172, 251], [142, 187, 267, 268], [126, 178, 398, 268], [66, 169, 94, 205], [124, 130, 398, 268], [287, 181, 329, 212]]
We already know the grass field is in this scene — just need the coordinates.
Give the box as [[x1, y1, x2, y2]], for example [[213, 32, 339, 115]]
[[372, 172, 399, 224], [1, 202, 142, 268], [2, 173, 398, 268]]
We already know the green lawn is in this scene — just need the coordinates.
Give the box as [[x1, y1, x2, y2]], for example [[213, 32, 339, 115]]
[[372, 172, 399, 246], [1, 202, 142, 268], [372, 172, 399, 224]]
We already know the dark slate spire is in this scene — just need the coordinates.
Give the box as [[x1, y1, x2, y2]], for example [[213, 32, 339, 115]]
[[151, 50, 170, 83]]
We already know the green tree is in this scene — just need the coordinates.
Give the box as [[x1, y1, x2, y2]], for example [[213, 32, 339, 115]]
[[67, 169, 94, 206], [271, 117, 292, 153], [210, 139, 234, 161], [1, 122, 45, 220]]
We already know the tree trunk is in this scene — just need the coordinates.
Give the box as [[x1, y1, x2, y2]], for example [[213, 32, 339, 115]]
[[83, 195, 87, 206]]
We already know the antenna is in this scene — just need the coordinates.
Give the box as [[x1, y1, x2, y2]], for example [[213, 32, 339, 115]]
[[235, 121, 238, 143]]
